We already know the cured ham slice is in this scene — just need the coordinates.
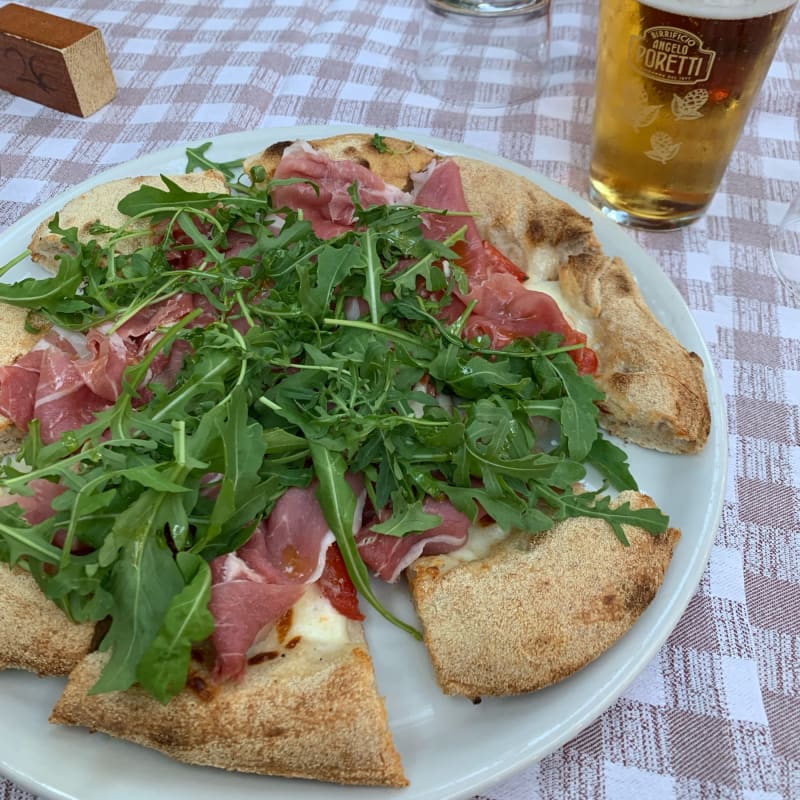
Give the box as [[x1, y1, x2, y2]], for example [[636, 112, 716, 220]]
[[0, 477, 66, 525], [272, 142, 411, 238], [33, 346, 110, 442], [209, 551, 305, 682], [356, 497, 471, 584], [415, 160, 597, 373], [0, 294, 206, 444], [261, 486, 336, 583]]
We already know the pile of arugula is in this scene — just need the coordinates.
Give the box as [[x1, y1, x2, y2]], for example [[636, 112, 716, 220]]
[[0, 144, 668, 703]]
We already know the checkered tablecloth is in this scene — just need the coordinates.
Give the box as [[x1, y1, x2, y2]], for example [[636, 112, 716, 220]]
[[1, 1, 799, 798]]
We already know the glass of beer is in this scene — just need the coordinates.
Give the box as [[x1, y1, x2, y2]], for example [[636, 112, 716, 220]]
[[588, 0, 797, 229]]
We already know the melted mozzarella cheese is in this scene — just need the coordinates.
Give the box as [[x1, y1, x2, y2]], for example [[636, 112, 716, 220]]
[[449, 522, 510, 563], [248, 584, 354, 659], [522, 278, 595, 341], [287, 584, 353, 648], [426, 522, 511, 575]]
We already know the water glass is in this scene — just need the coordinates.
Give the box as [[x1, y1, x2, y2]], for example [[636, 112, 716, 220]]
[[770, 194, 800, 300], [416, 0, 551, 109]]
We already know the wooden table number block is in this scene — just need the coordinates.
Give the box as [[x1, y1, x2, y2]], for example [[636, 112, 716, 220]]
[[0, 2, 116, 117]]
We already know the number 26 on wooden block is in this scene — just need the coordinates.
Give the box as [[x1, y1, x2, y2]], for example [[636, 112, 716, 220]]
[[0, 2, 116, 117]]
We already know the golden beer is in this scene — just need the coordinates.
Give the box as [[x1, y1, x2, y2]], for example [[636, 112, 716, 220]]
[[589, 0, 797, 228]]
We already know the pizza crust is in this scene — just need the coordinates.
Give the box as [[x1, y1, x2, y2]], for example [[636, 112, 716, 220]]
[[51, 635, 407, 787], [0, 562, 94, 675], [243, 133, 437, 192], [406, 492, 680, 697], [29, 170, 229, 273], [558, 251, 710, 452], [453, 155, 599, 282]]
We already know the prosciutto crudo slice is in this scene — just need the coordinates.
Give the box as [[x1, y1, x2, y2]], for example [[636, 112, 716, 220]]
[[271, 140, 412, 238], [0, 293, 208, 444], [356, 497, 471, 584], [414, 159, 595, 367], [0, 477, 66, 525]]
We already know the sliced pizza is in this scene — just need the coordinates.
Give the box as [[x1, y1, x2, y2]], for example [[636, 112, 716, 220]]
[[0, 132, 709, 786], [406, 491, 679, 697], [52, 589, 407, 787]]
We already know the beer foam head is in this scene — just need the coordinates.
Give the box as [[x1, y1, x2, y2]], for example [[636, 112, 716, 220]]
[[642, 0, 796, 19]]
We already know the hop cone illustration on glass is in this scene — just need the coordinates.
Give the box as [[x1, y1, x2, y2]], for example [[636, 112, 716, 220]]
[[672, 89, 709, 120], [645, 132, 681, 164]]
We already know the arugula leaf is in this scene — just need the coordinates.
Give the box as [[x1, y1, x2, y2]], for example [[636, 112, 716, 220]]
[[0, 508, 63, 567], [587, 437, 639, 492], [369, 133, 415, 156], [116, 176, 231, 219], [92, 526, 184, 694], [185, 142, 244, 181], [136, 552, 214, 703], [309, 441, 421, 639], [370, 133, 389, 153], [0, 222, 87, 312], [547, 352, 604, 461]]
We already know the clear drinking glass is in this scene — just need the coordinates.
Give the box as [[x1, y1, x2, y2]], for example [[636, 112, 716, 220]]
[[415, 0, 551, 109], [769, 194, 800, 300]]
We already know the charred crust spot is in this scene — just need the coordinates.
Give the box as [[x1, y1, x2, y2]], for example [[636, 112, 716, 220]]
[[286, 635, 302, 649], [248, 650, 280, 665], [264, 140, 292, 159], [190, 642, 215, 669], [527, 216, 546, 245], [89, 617, 111, 652], [610, 269, 634, 296], [625, 578, 657, 614], [356, 157, 371, 169], [276, 607, 294, 643], [186, 672, 219, 702], [610, 372, 636, 392], [400, 176, 414, 192]]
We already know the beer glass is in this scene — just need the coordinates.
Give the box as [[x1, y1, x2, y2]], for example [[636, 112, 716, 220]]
[[588, 0, 798, 229]]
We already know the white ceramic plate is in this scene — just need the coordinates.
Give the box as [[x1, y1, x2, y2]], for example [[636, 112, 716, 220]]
[[0, 126, 727, 800]]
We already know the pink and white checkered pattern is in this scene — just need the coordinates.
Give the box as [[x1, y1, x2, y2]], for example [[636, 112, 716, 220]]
[[1, 1, 799, 798]]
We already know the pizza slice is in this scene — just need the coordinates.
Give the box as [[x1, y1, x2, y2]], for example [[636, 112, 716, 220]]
[[28, 170, 230, 272], [34, 483, 408, 786], [51, 582, 407, 786], [0, 132, 709, 785], [406, 491, 679, 697]]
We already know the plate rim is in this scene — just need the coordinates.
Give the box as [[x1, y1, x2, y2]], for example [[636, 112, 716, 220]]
[[0, 124, 728, 800]]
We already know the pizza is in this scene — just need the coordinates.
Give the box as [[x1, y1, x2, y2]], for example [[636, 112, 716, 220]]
[[0, 132, 709, 787]]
